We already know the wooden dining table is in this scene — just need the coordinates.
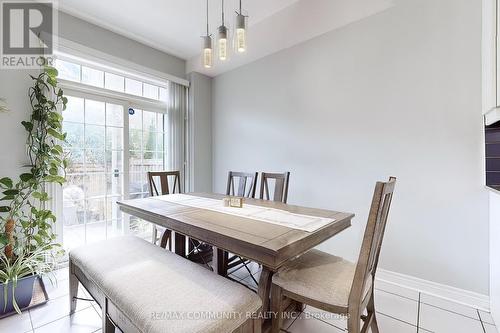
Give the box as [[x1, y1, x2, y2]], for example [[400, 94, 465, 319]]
[[117, 193, 354, 331]]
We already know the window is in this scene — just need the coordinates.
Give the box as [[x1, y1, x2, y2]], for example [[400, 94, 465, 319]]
[[55, 57, 170, 250], [54, 59, 167, 101], [81, 66, 104, 88]]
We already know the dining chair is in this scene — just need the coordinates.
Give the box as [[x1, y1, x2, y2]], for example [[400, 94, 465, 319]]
[[186, 172, 259, 269], [147, 171, 181, 250], [226, 171, 259, 198], [270, 177, 396, 333], [260, 172, 290, 203], [220, 171, 259, 276]]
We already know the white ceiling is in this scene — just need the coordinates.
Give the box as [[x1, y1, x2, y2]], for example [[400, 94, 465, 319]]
[[58, 0, 395, 77]]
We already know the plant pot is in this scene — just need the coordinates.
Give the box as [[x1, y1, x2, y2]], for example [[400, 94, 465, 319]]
[[0, 275, 37, 315]]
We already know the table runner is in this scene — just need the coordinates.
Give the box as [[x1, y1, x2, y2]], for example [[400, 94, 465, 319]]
[[154, 194, 335, 232]]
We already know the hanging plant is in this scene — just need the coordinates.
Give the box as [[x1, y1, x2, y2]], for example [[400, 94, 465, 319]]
[[0, 66, 68, 314]]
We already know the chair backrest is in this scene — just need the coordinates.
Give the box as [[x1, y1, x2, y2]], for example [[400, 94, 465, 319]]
[[349, 177, 396, 307], [226, 171, 258, 198], [147, 171, 182, 196], [259, 172, 290, 203]]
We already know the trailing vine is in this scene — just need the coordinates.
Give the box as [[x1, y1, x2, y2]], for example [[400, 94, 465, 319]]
[[0, 66, 68, 307]]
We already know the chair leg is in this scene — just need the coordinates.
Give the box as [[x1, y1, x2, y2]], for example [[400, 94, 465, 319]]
[[270, 284, 284, 333], [102, 300, 116, 333], [160, 229, 172, 250], [222, 251, 230, 276], [367, 293, 379, 333], [347, 307, 360, 333], [152, 226, 158, 245], [69, 268, 79, 314]]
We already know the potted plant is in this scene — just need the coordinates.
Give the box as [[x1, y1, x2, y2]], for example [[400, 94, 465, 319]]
[[0, 66, 68, 314]]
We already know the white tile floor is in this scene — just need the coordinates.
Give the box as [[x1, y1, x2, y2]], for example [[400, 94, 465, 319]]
[[0, 265, 497, 333]]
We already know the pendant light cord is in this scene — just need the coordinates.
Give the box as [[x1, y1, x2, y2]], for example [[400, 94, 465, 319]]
[[221, 0, 225, 25], [206, 0, 209, 35]]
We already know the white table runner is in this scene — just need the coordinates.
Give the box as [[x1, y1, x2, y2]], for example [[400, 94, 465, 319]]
[[155, 194, 334, 232]]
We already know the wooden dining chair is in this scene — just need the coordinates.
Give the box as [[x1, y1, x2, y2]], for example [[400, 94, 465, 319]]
[[260, 172, 290, 203], [270, 177, 396, 333], [219, 172, 259, 276], [187, 172, 258, 269], [226, 171, 258, 198], [148, 171, 181, 250]]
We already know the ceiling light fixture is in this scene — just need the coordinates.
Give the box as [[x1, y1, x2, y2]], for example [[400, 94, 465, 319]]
[[234, 0, 247, 53], [202, 0, 213, 68], [217, 0, 229, 61]]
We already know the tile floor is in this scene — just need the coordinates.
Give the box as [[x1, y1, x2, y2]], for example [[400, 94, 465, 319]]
[[0, 264, 497, 333]]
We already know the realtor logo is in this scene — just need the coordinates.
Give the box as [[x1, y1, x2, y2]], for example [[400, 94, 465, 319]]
[[1, 1, 56, 68]]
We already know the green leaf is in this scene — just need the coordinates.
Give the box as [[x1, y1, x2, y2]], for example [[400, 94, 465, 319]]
[[3, 189, 19, 196], [0, 177, 13, 188], [47, 77, 57, 87], [47, 128, 64, 140], [44, 66, 58, 78], [0, 206, 10, 213], [21, 121, 33, 132], [0, 234, 7, 245], [20, 173, 33, 182], [32, 191, 49, 201], [0, 195, 15, 201], [53, 145, 63, 153], [43, 175, 65, 185]]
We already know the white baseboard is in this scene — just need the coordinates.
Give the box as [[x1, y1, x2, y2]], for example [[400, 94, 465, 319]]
[[376, 269, 490, 312]]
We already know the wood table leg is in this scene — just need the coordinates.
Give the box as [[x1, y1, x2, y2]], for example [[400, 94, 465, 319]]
[[258, 266, 274, 317], [212, 247, 227, 276], [174, 232, 186, 258]]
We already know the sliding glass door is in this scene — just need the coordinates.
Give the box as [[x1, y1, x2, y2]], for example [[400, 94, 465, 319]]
[[61, 92, 166, 250], [128, 108, 166, 238]]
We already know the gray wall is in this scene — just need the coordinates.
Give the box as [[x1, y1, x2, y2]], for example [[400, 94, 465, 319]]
[[0, 70, 38, 179], [187, 72, 213, 192], [490, 191, 500, 325], [58, 11, 186, 79], [212, 0, 489, 294]]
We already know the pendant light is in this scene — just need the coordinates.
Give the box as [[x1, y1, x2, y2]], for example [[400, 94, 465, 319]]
[[234, 0, 247, 53], [217, 0, 229, 61], [201, 0, 213, 68]]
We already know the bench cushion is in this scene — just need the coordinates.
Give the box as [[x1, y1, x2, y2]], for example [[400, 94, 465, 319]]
[[272, 249, 371, 308], [70, 236, 261, 333]]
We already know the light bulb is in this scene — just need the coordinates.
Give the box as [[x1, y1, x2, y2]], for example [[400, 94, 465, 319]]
[[218, 25, 228, 61], [219, 38, 227, 60], [203, 48, 212, 68], [202, 36, 213, 68], [236, 28, 246, 52], [235, 13, 247, 53]]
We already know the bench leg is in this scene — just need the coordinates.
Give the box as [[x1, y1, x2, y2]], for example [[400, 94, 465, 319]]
[[102, 299, 116, 333], [69, 262, 79, 314]]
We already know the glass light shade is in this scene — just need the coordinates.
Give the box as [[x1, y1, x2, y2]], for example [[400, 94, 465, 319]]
[[217, 25, 229, 61], [203, 48, 212, 68], [202, 36, 213, 68], [234, 14, 247, 53]]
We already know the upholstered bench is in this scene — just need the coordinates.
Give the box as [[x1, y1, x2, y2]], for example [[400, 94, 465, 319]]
[[69, 236, 262, 333]]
